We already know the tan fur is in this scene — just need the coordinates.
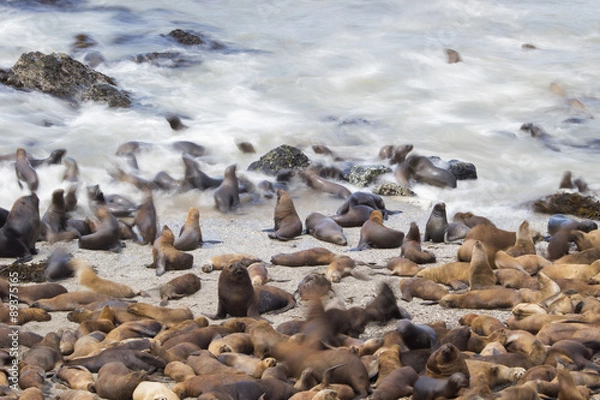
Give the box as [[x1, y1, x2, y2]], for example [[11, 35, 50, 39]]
[[126, 303, 193, 328], [71, 258, 141, 298], [132, 381, 179, 400]]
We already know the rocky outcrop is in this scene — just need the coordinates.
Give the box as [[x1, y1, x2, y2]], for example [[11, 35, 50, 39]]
[[247, 145, 310, 175]]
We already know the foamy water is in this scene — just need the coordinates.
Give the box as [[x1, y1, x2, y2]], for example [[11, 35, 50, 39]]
[[0, 0, 598, 222]]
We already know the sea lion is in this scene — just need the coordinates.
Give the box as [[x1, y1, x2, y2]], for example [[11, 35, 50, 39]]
[[415, 261, 470, 289], [71, 258, 144, 298], [402, 222, 436, 264], [446, 48, 461, 63], [365, 282, 410, 324], [395, 320, 438, 350], [18, 387, 44, 400], [0, 280, 67, 306], [399, 277, 448, 302], [95, 361, 146, 400], [268, 189, 303, 240], [353, 210, 404, 250], [439, 287, 522, 309], [132, 382, 179, 400], [31, 291, 112, 312], [463, 223, 516, 254], [78, 206, 122, 252], [425, 342, 469, 383], [572, 229, 600, 251], [271, 247, 337, 266], [554, 247, 600, 265], [132, 188, 157, 245], [370, 366, 419, 400], [300, 168, 351, 199], [539, 261, 600, 281], [0, 305, 50, 325], [173, 207, 203, 250], [547, 230, 575, 260], [206, 261, 259, 319], [15, 148, 39, 192], [336, 192, 398, 220], [424, 203, 448, 243], [412, 372, 469, 400], [207, 332, 254, 356], [217, 353, 277, 378], [56, 365, 95, 392], [43, 246, 74, 281], [468, 241, 497, 290], [149, 225, 194, 276], [41, 188, 80, 243], [296, 272, 334, 300], [505, 220, 536, 257], [214, 164, 241, 213], [465, 359, 526, 396], [547, 214, 597, 236], [182, 155, 223, 190], [127, 303, 193, 328], [22, 331, 63, 371], [203, 253, 261, 272], [444, 221, 471, 242], [330, 204, 375, 228], [325, 256, 368, 282], [86, 185, 138, 217], [0, 193, 41, 262], [494, 251, 551, 275], [396, 154, 457, 189], [385, 257, 425, 276], [247, 262, 270, 286], [159, 272, 201, 306], [305, 212, 347, 246]]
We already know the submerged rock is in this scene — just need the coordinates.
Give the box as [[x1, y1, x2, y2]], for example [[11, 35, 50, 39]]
[[447, 159, 477, 180], [166, 29, 226, 50], [345, 164, 392, 187], [247, 145, 310, 175], [0, 51, 131, 107]]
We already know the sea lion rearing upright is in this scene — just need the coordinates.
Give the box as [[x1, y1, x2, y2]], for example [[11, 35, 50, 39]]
[[268, 189, 303, 241], [214, 164, 241, 213], [149, 225, 194, 276], [173, 207, 203, 251]]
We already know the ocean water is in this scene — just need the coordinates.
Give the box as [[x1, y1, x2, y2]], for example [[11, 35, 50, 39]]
[[0, 0, 598, 223]]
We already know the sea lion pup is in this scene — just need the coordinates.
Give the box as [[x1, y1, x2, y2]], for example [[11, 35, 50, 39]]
[[41, 188, 80, 243], [71, 258, 144, 298], [395, 154, 457, 189], [305, 212, 347, 246], [439, 287, 522, 309], [325, 256, 369, 283], [385, 257, 424, 276], [402, 222, 436, 264], [217, 352, 277, 378], [495, 268, 539, 289], [296, 272, 334, 300], [366, 282, 411, 324], [31, 291, 112, 312], [247, 262, 271, 286], [0, 193, 41, 261], [19, 387, 44, 400], [164, 360, 196, 382], [173, 207, 203, 251], [505, 220, 536, 257], [547, 229, 575, 260], [469, 241, 497, 290], [95, 361, 146, 400], [268, 189, 303, 240], [126, 303, 193, 328], [424, 203, 448, 243], [300, 168, 352, 199], [78, 206, 122, 252], [412, 372, 469, 400], [352, 210, 404, 250], [425, 342, 469, 380], [182, 155, 223, 190], [15, 147, 39, 192], [159, 272, 201, 306], [494, 251, 551, 275], [132, 188, 157, 245], [336, 191, 399, 219], [271, 247, 337, 266], [56, 365, 96, 392], [132, 382, 179, 400], [399, 277, 448, 301], [149, 225, 193, 276], [214, 164, 241, 213], [415, 261, 470, 289], [207, 332, 254, 356], [203, 253, 261, 272], [370, 366, 418, 400]]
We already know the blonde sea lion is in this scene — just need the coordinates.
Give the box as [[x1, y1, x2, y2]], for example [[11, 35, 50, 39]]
[[539, 261, 600, 281], [399, 277, 448, 302], [0, 305, 50, 325], [203, 253, 260, 272], [385, 257, 424, 276], [247, 262, 271, 286], [305, 212, 347, 246], [402, 222, 436, 264], [424, 203, 448, 243], [15, 147, 39, 192], [572, 229, 600, 251], [353, 210, 404, 250], [217, 352, 277, 378], [159, 272, 201, 306], [126, 303, 193, 328], [415, 261, 470, 289], [554, 248, 600, 265], [268, 189, 303, 240], [132, 382, 179, 400], [325, 256, 368, 283], [207, 332, 254, 356], [56, 365, 95, 392], [468, 241, 497, 290], [71, 258, 144, 298], [173, 207, 203, 251], [439, 287, 522, 309], [505, 220, 536, 257], [459, 314, 505, 336], [31, 291, 112, 312], [494, 251, 551, 275], [214, 164, 241, 213], [149, 225, 193, 276]]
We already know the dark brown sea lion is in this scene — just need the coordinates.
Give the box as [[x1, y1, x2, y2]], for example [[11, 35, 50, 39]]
[[15, 148, 39, 192], [41, 188, 80, 243], [365, 282, 410, 324], [182, 155, 223, 190], [425, 343, 469, 380], [78, 206, 122, 252], [132, 188, 157, 245], [95, 361, 146, 400], [446, 48, 461, 63], [43, 246, 74, 281], [271, 247, 337, 266], [149, 225, 194, 276], [71, 258, 144, 298], [399, 277, 448, 302], [371, 366, 419, 400], [469, 241, 497, 290], [547, 230, 575, 260], [206, 261, 259, 319], [396, 154, 457, 189], [173, 207, 203, 250], [424, 202, 448, 243], [300, 168, 351, 199], [214, 164, 241, 213], [159, 272, 201, 306], [0, 193, 41, 262], [330, 204, 374, 228], [268, 189, 303, 240], [305, 212, 347, 246], [402, 222, 436, 264], [353, 210, 404, 250], [547, 214, 597, 236], [395, 319, 438, 350], [412, 372, 469, 400], [336, 191, 399, 219], [22, 331, 62, 371], [0, 280, 67, 306]]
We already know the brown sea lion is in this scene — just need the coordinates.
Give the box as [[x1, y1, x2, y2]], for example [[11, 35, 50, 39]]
[[15, 148, 39, 192], [18, 387, 44, 400], [330, 204, 374, 228], [465, 359, 525, 396], [462, 223, 516, 255], [572, 229, 600, 251], [325, 256, 369, 283], [159, 272, 201, 306], [305, 212, 347, 246], [399, 277, 448, 302], [149, 225, 193, 276], [459, 314, 505, 336], [395, 154, 457, 189], [182, 155, 223, 190], [396, 320, 438, 350], [0, 280, 67, 305], [247, 262, 270, 286], [469, 241, 497, 290], [444, 221, 471, 242], [132, 382, 179, 400], [207, 332, 254, 356], [268, 189, 303, 240], [62, 156, 80, 182], [164, 361, 196, 382], [217, 352, 277, 378], [453, 211, 495, 227], [415, 261, 470, 289], [22, 331, 62, 371], [0, 193, 41, 261], [0, 304, 50, 325], [554, 248, 600, 265], [402, 222, 436, 264], [547, 230, 575, 260], [271, 247, 337, 266], [31, 291, 112, 312], [385, 257, 424, 276], [300, 168, 351, 199], [173, 207, 203, 251], [95, 361, 146, 400], [446, 48, 461, 63], [127, 303, 193, 328], [365, 282, 410, 324], [203, 253, 260, 272], [132, 188, 157, 245], [425, 343, 469, 380], [206, 261, 259, 319], [214, 164, 241, 213], [296, 272, 334, 300], [353, 210, 404, 250], [336, 191, 398, 219], [71, 258, 144, 298], [494, 251, 551, 275], [78, 206, 122, 252], [370, 366, 418, 400], [539, 261, 600, 281], [424, 203, 448, 243], [412, 372, 469, 400], [18, 364, 45, 390], [505, 220, 536, 257], [41, 188, 80, 243], [439, 287, 522, 309], [56, 365, 95, 392]]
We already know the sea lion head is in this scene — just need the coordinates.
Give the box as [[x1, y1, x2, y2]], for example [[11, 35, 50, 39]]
[[224, 262, 251, 283], [370, 210, 384, 225], [187, 207, 200, 223], [405, 222, 421, 241], [160, 225, 175, 244]]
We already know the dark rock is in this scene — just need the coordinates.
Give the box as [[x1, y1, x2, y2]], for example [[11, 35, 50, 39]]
[[166, 29, 226, 50], [247, 145, 310, 176], [345, 164, 392, 187], [447, 160, 477, 180], [73, 33, 97, 49], [373, 183, 416, 197], [1, 51, 131, 107], [532, 192, 600, 219]]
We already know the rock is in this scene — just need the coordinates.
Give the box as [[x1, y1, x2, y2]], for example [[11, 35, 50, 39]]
[[166, 29, 226, 50], [247, 145, 310, 176], [373, 183, 416, 197], [532, 192, 600, 219], [345, 165, 392, 187], [447, 160, 477, 180], [1, 52, 131, 107]]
